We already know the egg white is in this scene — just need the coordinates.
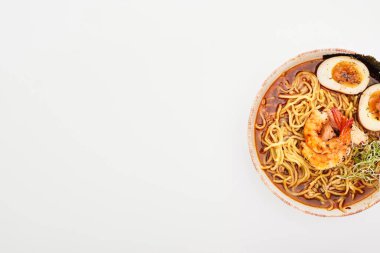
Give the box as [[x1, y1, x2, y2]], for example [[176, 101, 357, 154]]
[[317, 56, 370, 95], [359, 83, 380, 131]]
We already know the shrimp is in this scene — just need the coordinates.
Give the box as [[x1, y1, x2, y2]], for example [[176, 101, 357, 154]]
[[303, 108, 350, 154], [301, 108, 353, 170]]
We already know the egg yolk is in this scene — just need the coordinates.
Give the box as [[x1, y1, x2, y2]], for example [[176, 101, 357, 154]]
[[332, 61, 362, 87], [368, 90, 380, 120]]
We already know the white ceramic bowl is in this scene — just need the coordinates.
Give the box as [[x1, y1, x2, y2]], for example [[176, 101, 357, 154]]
[[247, 48, 380, 217]]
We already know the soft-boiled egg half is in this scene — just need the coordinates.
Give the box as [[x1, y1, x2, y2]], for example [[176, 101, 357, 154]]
[[317, 56, 370, 95], [359, 83, 380, 131]]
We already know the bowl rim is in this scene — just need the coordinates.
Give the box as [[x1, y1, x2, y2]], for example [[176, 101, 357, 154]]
[[247, 48, 380, 217]]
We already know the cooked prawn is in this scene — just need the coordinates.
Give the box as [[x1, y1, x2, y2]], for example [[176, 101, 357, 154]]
[[301, 108, 353, 170], [304, 108, 350, 154]]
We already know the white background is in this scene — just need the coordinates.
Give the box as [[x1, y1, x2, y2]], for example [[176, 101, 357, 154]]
[[0, 0, 379, 252]]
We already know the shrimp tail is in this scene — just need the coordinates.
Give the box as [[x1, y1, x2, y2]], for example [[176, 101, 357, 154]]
[[331, 107, 353, 144], [331, 107, 348, 132], [339, 118, 353, 143]]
